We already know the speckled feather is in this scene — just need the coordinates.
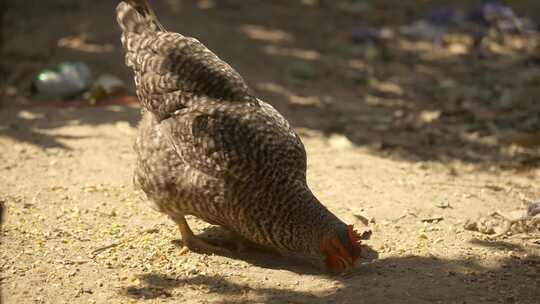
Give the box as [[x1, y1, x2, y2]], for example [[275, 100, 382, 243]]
[[117, 2, 348, 261]]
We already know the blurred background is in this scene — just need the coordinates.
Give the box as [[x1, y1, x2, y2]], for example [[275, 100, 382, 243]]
[[2, 2, 540, 303], [2, 0, 540, 169]]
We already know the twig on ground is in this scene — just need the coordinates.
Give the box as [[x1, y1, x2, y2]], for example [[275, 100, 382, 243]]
[[420, 216, 444, 223], [90, 225, 160, 256]]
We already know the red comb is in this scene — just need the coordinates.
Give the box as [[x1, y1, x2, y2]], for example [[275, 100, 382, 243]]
[[347, 225, 362, 248]]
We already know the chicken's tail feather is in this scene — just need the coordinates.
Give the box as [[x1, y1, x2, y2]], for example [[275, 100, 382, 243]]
[[116, 0, 254, 121]]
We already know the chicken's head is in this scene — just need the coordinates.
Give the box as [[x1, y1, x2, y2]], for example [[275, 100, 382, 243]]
[[319, 225, 362, 273]]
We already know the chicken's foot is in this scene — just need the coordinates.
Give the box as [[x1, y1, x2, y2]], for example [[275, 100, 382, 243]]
[[174, 216, 231, 254]]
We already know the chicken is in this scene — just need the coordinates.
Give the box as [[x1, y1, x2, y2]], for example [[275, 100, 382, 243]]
[[116, 0, 363, 273]]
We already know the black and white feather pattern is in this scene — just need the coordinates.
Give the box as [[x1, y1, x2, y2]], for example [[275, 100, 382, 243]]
[[117, 1, 348, 262], [117, 2, 253, 121]]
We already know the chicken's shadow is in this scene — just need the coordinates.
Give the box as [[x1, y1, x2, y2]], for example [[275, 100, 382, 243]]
[[170, 225, 378, 276], [120, 241, 540, 303]]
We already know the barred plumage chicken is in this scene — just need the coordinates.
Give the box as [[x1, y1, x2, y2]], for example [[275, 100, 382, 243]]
[[117, 0, 363, 273]]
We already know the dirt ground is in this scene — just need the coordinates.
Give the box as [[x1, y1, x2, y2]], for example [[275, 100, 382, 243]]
[[1, 1, 540, 303]]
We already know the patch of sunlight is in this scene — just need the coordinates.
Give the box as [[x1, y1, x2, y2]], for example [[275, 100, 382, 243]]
[[348, 59, 368, 71], [256, 82, 325, 107], [263, 45, 320, 61], [365, 95, 407, 108], [447, 42, 468, 55], [445, 34, 473, 56], [504, 36, 531, 51], [487, 41, 520, 57], [369, 79, 404, 96], [327, 134, 353, 150], [419, 51, 464, 62], [418, 110, 441, 124], [66, 120, 82, 126], [295, 127, 323, 138], [398, 35, 472, 59], [106, 105, 128, 112], [58, 34, 115, 53], [398, 39, 434, 53], [502, 143, 528, 158], [18, 110, 45, 120], [196, 0, 215, 9], [240, 25, 293, 43], [459, 131, 499, 147], [257, 82, 292, 96], [288, 95, 323, 107]]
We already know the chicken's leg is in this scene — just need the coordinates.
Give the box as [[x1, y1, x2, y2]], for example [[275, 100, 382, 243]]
[[174, 216, 231, 254]]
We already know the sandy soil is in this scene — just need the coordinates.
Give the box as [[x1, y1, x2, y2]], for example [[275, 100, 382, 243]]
[[1, 1, 540, 303]]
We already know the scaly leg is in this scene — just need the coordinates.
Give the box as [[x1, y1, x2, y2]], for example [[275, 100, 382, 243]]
[[174, 216, 231, 254]]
